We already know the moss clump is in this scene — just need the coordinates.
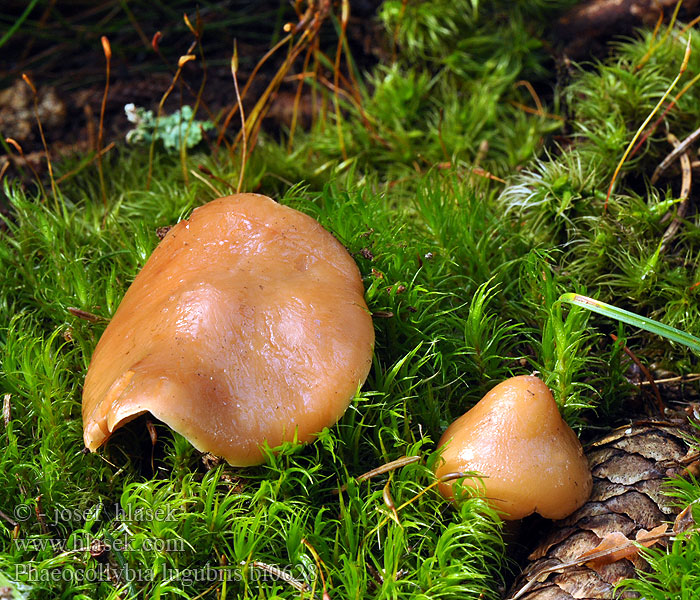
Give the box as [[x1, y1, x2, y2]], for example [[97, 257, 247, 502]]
[[2, 3, 700, 599], [501, 27, 700, 356]]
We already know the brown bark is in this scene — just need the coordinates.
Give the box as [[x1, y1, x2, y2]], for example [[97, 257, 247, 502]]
[[554, 0, 700, 58]]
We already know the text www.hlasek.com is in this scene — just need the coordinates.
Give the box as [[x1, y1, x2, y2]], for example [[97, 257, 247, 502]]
[[13, 535, 185, 553]]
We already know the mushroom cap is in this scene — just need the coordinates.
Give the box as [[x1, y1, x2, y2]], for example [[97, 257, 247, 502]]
[[435, 375, 592, 520], [82, 194, 374, 466]]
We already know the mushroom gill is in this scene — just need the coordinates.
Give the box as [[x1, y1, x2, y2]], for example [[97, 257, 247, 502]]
[[82, 193, 375, 466]]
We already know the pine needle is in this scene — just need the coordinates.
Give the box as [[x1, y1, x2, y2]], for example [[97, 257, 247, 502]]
[[604, 35, 691, 212], [231, 40, 246, 193], [97, 37, 111, 215]]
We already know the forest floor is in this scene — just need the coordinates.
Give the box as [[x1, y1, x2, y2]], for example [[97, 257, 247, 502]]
[[2, 2, 700, 599]]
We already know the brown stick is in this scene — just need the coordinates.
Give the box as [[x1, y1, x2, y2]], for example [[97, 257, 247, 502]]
[[610, 333, 664, 414], [659, 132, 692, 253], [652, 126, 700, 184]]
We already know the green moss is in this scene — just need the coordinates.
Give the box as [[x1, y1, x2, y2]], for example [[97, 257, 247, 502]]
[[0, 154, 522, 598], [2, 4, 700, 599], [501, 27, 700, 364]]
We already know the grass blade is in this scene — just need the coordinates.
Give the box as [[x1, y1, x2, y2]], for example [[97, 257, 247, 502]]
[[558, 293, 700, 353], [0, 0, 40, 50]]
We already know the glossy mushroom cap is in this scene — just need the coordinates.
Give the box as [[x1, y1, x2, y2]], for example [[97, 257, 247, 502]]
[[82, 194, 375, 466], [435, 375, 592, 520]]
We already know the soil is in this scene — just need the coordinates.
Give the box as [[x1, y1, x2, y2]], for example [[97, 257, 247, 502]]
[[2, 1, 697, 183], [0, 1, 385, 183]]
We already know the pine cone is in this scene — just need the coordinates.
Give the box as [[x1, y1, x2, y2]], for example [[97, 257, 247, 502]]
[[509, 419, 695, 600]]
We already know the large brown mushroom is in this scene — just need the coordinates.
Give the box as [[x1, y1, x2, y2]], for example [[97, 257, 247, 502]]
[[82, 193, 374, 466], [435, 375, 592, 520]]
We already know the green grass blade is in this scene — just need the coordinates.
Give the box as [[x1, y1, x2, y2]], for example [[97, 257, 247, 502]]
[[0, 0, 41, 50], [558, 293, 700, 353]]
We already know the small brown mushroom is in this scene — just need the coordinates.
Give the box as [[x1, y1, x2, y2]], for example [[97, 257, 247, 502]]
[[82, 194, 374, 466], [435, 375, 592, 520]]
